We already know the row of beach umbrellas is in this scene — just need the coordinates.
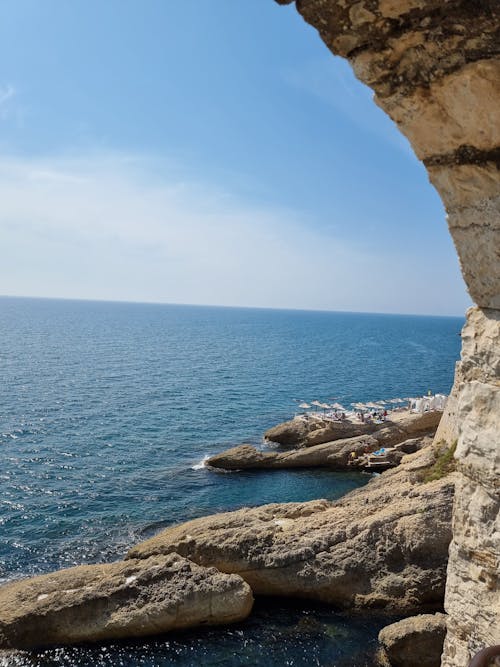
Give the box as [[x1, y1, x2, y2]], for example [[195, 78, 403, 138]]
[[298, 401, 345, 410], [297, 397, 407, 411]]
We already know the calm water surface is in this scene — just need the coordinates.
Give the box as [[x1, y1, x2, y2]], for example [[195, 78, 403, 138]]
[[0, 297, 462, 665]]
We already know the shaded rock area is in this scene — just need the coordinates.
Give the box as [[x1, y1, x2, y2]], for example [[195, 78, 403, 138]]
[[377, 613, 447, 667], [264, 410, 442, 448], [0, 554, 253, 650], [207, 435, 430, 472], [129, 444, 456, 613]]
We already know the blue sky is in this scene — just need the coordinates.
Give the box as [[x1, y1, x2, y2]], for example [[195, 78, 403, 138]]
[[0, 0, 470, 315]]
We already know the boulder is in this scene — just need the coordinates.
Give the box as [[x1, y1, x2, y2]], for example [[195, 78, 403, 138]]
[[0, 554, 253, 650], [377, 613, 447, 667], [129, 448, 456, 613]]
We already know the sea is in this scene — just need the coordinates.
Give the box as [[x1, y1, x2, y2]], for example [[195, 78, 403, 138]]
[[0, 297, 463, 666]]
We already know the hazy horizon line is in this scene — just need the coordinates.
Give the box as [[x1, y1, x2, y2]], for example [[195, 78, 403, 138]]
[[0, 293, 467, 320]]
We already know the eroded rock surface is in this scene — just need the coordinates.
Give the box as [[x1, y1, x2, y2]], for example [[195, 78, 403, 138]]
[[441, 309, 500, 665], [129, 446, 455, 613], [377, 612, 447, 667], [265, 410, 442, 448], [263, 415, 372, 446], [207, 435, 430, 471], [0, 554, 253, 650]]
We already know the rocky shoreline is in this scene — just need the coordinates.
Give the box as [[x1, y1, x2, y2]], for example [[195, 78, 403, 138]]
[[206, 410, 442, 473], [0, 411, 455, 666], [129, 441, 454, 613], [264, 409, 442, 449]]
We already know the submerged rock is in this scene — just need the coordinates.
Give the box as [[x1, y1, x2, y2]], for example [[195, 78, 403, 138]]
[[377, 613, 447, 667], [129, 447, 456, 613], [0, 554, 253, 650]]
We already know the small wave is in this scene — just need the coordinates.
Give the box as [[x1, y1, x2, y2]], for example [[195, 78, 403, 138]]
[[191, 455, 210, 470]]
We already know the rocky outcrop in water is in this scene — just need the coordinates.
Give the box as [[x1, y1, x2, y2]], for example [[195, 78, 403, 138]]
[[265, 410, 442, 448], [129, 445, 455, 613], [0, 554, 253, 650], [274, 2, 500, 663], [264, 417, 373, 446], [207, 435, 428, 471], [0, 440, 455, 651], [377, 613, 447, 667]]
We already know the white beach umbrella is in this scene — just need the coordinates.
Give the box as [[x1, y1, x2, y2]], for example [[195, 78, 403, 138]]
[[298, 402, 311, 409], [319, 402, 330, 409], [365, 402, 380, 409], [331, 402, 345, 410], [352, 402, 366, 409], [311, 400, 322, 408]]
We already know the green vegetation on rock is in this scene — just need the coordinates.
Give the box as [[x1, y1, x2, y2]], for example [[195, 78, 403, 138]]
[[423, 441, 458, 483]]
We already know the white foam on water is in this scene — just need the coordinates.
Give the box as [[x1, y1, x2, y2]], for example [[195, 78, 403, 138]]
[[191, 455, 210, 470]]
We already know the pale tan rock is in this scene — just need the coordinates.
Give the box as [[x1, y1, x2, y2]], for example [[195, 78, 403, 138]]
[[207, 434, 431, 471], [378, 613, 447, 667], [441, 308, 500, 666], [264, 416, 374, 446], [207, 435, 379, 470], [451, 228, 500, 310], [129, 448, 456, 613], [460, 308, 500, 384], [0, 554, 253, 650], [265, 410, 441, 448], [428, 164, 500, 211], [378, 60, 500, 160]]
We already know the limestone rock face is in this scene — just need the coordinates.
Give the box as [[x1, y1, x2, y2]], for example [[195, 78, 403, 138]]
[[441, 309, 500, 666], [0, 554, 253, 650], [274, 1, 500, 663], [378, 613, 447, 667], [129, 447, 455, 613]]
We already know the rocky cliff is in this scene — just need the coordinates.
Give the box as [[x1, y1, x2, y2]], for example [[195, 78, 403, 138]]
[[274, 1, 500, 664]]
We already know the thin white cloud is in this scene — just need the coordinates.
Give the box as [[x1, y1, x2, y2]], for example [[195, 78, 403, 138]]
[[0, 152, 469, 315]]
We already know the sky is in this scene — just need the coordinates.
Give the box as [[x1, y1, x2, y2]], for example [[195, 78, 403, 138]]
[[0, 0, 470, 316]]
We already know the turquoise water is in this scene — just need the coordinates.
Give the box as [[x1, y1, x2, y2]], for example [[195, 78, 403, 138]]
[[0, 297, 462, 665]]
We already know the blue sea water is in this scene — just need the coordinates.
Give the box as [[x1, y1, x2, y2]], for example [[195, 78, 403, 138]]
[[0, 297, 463, 666]]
